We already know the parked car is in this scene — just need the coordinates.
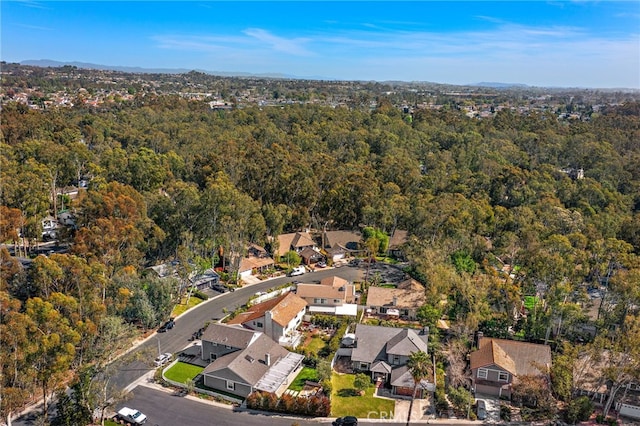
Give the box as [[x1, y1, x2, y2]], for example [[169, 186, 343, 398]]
[[157, 318, 175, 333], [316, 261, 327, 268], [154, 352, 173, 367], [117, 407, 147, 424], [333, 416, 358, 426], [476, 399, 487, 420], [211, 283, 228, 293], [290, 266, 305, 276]]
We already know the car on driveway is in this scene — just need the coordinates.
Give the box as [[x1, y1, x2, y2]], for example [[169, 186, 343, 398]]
[[154, 352, 173, 367], [476, 399, 487, 420]]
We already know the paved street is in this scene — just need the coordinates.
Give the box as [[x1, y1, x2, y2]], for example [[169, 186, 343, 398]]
[[14, 265, 366, 424]]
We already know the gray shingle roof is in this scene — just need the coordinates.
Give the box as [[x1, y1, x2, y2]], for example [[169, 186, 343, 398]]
[[201, 323, 260, 350], [351, 324, 428, 365], [203, 333, 290, 386]]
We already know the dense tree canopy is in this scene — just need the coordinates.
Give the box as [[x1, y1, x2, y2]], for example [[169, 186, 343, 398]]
[[1, 70, 639, 421]]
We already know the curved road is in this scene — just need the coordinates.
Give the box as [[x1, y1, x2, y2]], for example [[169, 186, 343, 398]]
[[113, 266, 365, 390], [15, 266, 369, 425]]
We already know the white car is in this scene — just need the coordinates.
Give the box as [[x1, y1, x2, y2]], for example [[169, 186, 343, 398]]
[[290, 266, 305, 276], [117, 407, 147, 424], [154, 352, 172, 367]]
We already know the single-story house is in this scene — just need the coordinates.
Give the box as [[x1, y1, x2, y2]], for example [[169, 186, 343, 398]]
[[348, 324, 433, 397], [322, 230, 362, 261], [236, 243, 275, 279], [367, 278, 426, 320], [295, 276, 358, 316], [470, 334, 551, 398], [200, 323, 304, 398], [227, 292, 307, 347], [190, 268, 221, 290], [387, 229, 408, 259]]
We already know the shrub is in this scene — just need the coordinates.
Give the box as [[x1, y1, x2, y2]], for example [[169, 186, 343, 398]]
[[566, 396, 594, 424], [192, 289, 209, 300], [246, 390, 330, 417], [500, 404, 511, 422]]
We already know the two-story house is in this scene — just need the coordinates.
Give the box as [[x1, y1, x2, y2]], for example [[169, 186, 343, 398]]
[[469, 334, 552, 398], [227, 292, 307, 347], [276, 231, 317, 259], [295, 276, 358, 316], [200, 323, 304, 398], [348, 324, 432, 397], [366, 278, 426, 321]]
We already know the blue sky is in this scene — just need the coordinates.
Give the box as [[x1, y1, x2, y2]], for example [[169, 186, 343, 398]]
[[2, 1, 639, 88]]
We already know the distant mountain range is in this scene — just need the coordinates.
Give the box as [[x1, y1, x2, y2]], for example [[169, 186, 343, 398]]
[[471, 82, 530, 89], [21, 60, 530, 87], [20, 59, 294, 79]]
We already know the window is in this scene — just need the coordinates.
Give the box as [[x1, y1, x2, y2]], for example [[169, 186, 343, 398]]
[[224, 345, 231, 349], [334, 299, 341, 303], [360, 363, 369, 370], [210, 353, 217, 361], [477, 368, 488, 379], [226, 381, 234, 390], [212, 342, 218, 346], [393, 355, 400, 365], [380, 307, 388, 314], [498, 371, 509, 382], [314, 298, 321, 304], [256, 322, 263, 328]]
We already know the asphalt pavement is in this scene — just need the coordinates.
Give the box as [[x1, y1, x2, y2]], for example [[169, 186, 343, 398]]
[[13, 265, 365, 425]]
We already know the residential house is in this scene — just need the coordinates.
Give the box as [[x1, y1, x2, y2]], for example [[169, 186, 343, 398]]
[[322, 230, 362, 262], [238, 243, 274, 279], [573, 350, 640, 421], [200, 323, 304, 398], [469, 334, 551, 398], [146, 260, 180, 279], [227, 292, 307, 347], [367, 278, 426, 321], [347, 324, 432, 397], [276, 231, 318, 261], [190, 268, 221, 290], [387, 229, 408, 259], [295, 276, 358, 316]]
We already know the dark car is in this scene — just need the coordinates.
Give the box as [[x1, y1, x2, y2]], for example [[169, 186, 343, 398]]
[[158, 318, 175, 333], [211, 283, 228, 293], [476, 399, 487, 420], [333, 416, 357, 426]]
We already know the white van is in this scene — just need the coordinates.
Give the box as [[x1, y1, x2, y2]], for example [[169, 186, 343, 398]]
[[290, 266, 305, 276]]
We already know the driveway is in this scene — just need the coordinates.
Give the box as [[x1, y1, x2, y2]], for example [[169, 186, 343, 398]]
[[476, 394, 500, 423]]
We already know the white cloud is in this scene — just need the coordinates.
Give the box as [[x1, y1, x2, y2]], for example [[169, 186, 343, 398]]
[[151, 21, 639, 87]]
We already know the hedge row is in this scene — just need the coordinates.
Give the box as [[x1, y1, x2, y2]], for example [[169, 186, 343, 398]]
[[246, 390, 330, 417]]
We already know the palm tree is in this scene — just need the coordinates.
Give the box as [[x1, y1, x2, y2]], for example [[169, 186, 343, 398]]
[[406, 350, 432, 426]]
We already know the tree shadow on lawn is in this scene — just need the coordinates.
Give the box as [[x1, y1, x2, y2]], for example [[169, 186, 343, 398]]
[[337, 388, 360, 397]]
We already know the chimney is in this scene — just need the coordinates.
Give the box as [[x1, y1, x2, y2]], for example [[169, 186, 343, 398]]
[[392, 296, 398, 306], [265, 353, 271, 366], [476, 331, 483, 347], [421, 326, 429, 336]]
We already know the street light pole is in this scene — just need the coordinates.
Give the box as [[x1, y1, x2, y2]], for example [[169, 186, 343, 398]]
[[156, 336, 161, 357]]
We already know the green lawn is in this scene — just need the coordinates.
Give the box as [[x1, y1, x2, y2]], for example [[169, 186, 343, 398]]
[[331, 373, 395, 418], [304, 336, 327, 354], [164, 361, 204, 383], [172, 296, 205, 317], [288, 367, 319, 391]]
